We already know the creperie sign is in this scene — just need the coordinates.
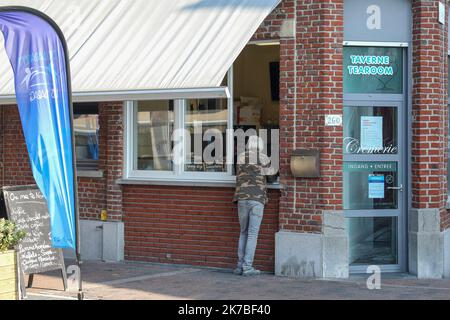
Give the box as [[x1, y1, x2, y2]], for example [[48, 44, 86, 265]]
[[347, 55, 393, 76]]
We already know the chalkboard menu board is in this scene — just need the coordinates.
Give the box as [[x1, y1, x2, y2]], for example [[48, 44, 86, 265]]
[[1, 185, 65, 276]]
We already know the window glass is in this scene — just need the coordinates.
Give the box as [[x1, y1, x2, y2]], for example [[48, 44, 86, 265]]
[[74, 103, 99, 170], [126, 59, 282, 180], [348, 217, 398, 265], [343, 106, 398, 155], [135, 100, 174, 171], [74, 115, 99, 161], [343, 161, 398, 210], [343, 46, 403, 94], [185, 99, 228, 172]]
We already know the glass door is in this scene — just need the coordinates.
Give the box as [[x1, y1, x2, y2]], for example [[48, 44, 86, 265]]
[[343, 100, 405, 273]]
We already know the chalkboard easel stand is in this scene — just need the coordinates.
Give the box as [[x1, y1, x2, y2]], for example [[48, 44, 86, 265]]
[[18, 252, 68, 299], [1, 185, 71, 300], [27, 274, 33, 288], [26, 267, 68, 290]]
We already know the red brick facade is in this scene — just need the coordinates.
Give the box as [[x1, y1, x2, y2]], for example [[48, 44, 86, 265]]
[[100, 102, 124, 222], [1, 0, 450, 273], [279, 0, 344, 234], [0, 103, 123, 222], [252, 0, 294, 41], [0, 101, 280, 271], [412, 0, 449, 230], [123, 186, 279, 271], [0, 106, 35, 187]]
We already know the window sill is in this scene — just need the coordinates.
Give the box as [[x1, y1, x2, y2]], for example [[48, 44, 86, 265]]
[[116, 178, 285, 190], [77, 170, 104, 178]]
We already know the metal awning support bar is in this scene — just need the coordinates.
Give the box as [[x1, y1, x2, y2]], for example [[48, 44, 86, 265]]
[[0, 87, 230, 104]]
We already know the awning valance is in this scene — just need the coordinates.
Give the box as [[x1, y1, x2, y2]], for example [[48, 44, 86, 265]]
[[0, 0, 280, 103]]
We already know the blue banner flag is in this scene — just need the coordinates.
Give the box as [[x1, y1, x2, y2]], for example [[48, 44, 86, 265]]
[[0, 10, 76, 249]]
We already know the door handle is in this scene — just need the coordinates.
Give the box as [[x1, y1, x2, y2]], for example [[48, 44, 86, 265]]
[[387, 184, 403, 192]]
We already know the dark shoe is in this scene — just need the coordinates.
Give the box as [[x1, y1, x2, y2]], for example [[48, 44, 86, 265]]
[[233, 267, 243, 275], [242, 268, 261, 276]]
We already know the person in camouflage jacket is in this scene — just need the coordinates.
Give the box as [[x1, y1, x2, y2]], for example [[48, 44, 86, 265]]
[[233, 151, 273, 205], [233, 136, 276, 276]]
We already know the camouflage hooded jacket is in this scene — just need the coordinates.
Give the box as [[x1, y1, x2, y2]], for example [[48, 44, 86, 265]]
[[233, 150, 276, 205]]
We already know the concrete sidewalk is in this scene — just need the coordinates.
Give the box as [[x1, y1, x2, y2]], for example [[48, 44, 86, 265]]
[[23, 260, 450, 300]]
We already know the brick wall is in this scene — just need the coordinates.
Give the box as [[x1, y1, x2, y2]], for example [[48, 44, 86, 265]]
[[77, 177, 106, 219], [279, 0, 344, 233], [77, 102, 107, 220], [100, 102, 124, 222], [0, 106, 35, 187], [411, 0, 449, 230], [1, 0, 450, 273], [251, 0, 294, 41], [0, 103, 123, 222], [119, 3, 288, 271], [123, 186, 280, 272]]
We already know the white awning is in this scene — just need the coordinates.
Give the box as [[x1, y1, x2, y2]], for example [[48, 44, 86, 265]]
[[0, 0, 280, 103]]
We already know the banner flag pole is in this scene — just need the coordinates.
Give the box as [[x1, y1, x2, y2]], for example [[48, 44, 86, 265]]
[[0, 6, 83, 300]]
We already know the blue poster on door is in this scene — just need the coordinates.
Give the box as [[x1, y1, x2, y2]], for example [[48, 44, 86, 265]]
[[368, 174, 385, 199]]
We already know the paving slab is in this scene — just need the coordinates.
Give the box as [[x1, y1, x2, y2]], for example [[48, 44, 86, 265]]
[[22, 260, 450, 300]]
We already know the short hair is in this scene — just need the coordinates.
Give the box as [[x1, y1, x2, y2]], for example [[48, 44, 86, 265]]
[[247, 136, 264, 151]]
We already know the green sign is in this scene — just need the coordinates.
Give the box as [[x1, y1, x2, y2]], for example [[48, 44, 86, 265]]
[[344, 47, 403, 94]]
